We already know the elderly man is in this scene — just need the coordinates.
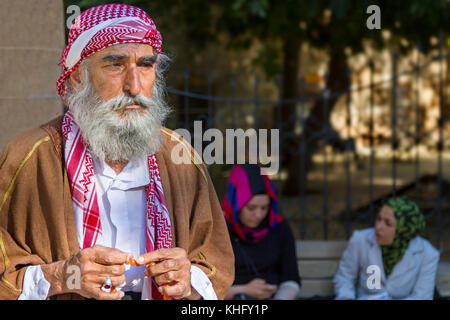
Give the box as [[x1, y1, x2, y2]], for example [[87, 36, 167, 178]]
[[0, 4, 234, 300]]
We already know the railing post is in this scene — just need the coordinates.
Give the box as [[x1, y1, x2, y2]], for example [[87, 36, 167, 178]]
[[207, 71, 214, 129], [391, 52, 399, 197], [414, 43, 422, 201], [369, 60, 375, 226], [184, 69, 190, 131], [345, 68, 353, 239], [299, 76, 307, 240], [230, 74, 237, 130], [322, 74, 329, 240], [276, 76, 284, 201], [436, 32, 445, 251], [254, 76, 260, 131]]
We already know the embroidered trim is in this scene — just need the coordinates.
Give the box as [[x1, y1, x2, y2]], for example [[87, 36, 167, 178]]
[[0, 136, 50, 212], [206, 266, 217, 278], [198, 252, 206, 261], [160, 128, 208, 186], [1, 277, 22, 293], [0, 231, 9, 270], [198, 252, 217, 278]]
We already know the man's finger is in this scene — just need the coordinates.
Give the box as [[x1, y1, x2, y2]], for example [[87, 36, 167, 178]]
[[160, 281, 190, 299], [153, 269, 186, 286], [136, 248, 186, 265], [92, 246, 132, 265], [95, 264, 127, 276], [96, 289, 125, 300], [146, 258, 190, 277]]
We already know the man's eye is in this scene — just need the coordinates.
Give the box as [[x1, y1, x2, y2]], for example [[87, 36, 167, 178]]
[[141, 63, 154, 68], [105, 63, 121, 68]]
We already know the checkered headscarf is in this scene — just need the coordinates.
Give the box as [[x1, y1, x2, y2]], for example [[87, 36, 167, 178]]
[[56, 3, 162, 99]]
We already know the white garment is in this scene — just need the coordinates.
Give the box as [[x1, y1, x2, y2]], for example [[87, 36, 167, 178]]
[[272, 280, 301, 300], [333, 228, 440, 300], [18, 155, 217, 300]]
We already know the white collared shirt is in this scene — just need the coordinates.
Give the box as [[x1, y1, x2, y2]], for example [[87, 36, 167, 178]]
[[19, 156, 217, 300]]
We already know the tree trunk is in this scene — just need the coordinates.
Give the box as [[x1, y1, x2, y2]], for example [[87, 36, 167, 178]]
[[282, 47, 348, 195]]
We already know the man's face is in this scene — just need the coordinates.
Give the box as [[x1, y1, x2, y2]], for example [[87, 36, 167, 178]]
[[66, 43, 171, 162], [75, 43, 156, 117]]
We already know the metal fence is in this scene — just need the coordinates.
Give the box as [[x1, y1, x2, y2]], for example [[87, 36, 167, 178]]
[[165, 35, 450, 253]]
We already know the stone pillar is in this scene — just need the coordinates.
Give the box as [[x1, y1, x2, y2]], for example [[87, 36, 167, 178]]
[[0, 0, 65, 150]]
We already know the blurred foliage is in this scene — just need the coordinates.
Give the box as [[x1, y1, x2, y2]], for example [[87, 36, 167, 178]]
[[215, 0, 448, 76]]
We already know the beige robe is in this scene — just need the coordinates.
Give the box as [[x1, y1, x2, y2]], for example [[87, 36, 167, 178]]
[[0, 116, 234, 300]]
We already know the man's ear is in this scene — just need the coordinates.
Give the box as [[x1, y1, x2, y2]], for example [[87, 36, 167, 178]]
[[69, 67, 83, 91]]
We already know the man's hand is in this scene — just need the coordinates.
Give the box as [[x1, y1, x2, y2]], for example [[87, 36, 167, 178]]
[[244, 278, 278, 300], [136, 247, 199, 300], [41, 245, 131, 300]]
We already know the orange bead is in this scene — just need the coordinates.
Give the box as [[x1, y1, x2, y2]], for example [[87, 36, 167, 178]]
[[125, 258, 133, 265], [111, 287, 117, 293], [147, 262, 156, 268], [130, 259, 136, 266]]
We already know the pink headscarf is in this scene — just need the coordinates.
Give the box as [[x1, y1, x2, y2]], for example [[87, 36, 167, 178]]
[[56, 3, 163, 100], [222, 164, 284, 243]]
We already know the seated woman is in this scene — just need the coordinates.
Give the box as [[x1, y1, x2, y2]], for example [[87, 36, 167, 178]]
[[333, 197, 440, 300], [222, 164, 301, 300]]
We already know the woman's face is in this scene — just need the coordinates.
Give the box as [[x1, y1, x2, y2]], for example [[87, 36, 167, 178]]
[[375, 205, 397, 246], [239, 194, 271, 229]]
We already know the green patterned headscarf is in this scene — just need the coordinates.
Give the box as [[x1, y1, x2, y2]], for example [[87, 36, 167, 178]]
[[380, 197, 426, 278]]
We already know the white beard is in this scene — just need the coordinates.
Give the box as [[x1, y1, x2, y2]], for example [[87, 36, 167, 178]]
[[66, 79, 171, 162]]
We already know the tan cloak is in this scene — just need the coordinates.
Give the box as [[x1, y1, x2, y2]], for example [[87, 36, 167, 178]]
[[0, 116, 234, 300]]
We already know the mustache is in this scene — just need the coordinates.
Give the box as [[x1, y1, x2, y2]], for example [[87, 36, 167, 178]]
[[101, 94, 153, 111]]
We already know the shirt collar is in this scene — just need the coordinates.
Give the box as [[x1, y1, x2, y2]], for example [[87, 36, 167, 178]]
[[93, 155, 150, 190]]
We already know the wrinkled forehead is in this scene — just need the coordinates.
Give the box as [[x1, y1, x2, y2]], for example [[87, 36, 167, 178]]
[[91, 43, 155, 61]]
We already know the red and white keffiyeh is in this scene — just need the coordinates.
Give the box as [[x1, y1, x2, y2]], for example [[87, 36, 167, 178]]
[[57, 3, 163, 99], [62, 111, 172, 299]]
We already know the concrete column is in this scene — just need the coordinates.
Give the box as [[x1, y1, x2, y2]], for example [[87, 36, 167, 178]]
[[0, 0, 65, 150]]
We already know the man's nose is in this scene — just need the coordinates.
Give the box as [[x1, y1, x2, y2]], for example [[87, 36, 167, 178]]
[[123, 65, 141, 96]]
